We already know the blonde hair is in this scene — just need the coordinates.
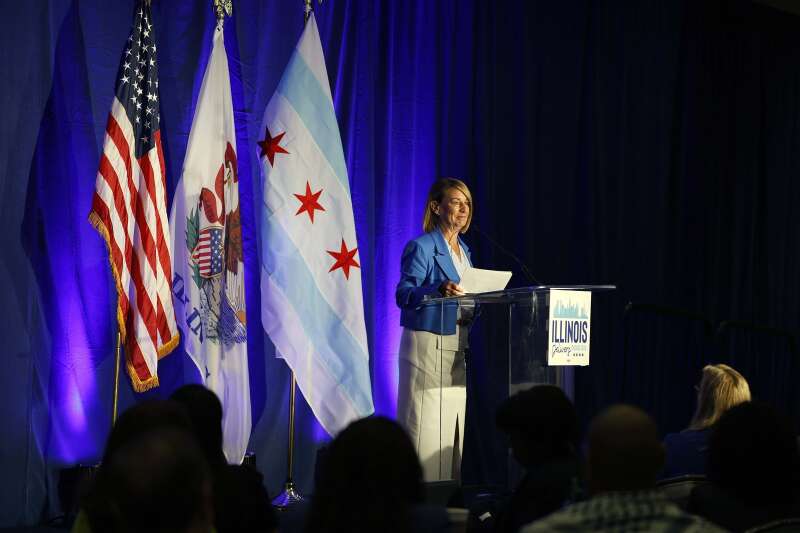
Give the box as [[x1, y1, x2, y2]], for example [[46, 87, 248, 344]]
[[688, 364, 751, 430], [422, 178, 473, 233]]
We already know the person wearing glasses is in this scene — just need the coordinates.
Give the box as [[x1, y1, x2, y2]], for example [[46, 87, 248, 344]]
[[660, 363, 751, 479]]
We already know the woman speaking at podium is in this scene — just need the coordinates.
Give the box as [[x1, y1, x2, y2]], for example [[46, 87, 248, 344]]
[[395, 177, 474, 481]]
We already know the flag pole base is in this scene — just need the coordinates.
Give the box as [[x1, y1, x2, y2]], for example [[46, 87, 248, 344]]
[[271, 479, 304, 508]]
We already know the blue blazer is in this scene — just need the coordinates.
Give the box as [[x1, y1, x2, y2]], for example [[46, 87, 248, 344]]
[[396, 228, 471, 335]]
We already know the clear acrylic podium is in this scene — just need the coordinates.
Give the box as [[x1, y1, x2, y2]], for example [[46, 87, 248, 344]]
[[423, 284, 615, 483]]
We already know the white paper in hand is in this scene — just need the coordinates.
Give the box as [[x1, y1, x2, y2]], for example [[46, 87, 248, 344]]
[[459, 267, 512, 294]]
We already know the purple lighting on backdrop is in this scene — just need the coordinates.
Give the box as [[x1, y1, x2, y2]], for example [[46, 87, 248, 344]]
[[41, 175, 110, 464], [313, 418, 328, 443], [58, 298, 97, 435], [36, 213, 111, 463], [19, 0, 467, 499], [21, 0, 120, 464]]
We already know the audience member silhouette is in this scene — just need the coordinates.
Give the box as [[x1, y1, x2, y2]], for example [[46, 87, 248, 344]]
[[689, 401, 800, 531], [170, 383, 228, 467], [78, 400, 205, 533], [303, 416, 449, 533], [99, 399, 194, 464], [90, 427, 213, 533], [522, 405, 725, 532], [491, 384, 581, 532], [170, 384, 277, 533], [661, 364, 750, 479]]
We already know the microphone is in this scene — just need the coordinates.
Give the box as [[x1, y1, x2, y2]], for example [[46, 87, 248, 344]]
[[470, 223, 541, 286]]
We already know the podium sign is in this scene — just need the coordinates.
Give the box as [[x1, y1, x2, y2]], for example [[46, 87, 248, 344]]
[[423, 284, 614, 483], [548, 289, 591, 366]]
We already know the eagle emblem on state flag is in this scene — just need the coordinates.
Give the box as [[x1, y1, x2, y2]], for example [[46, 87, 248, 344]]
[[185, 143, 247, 347]]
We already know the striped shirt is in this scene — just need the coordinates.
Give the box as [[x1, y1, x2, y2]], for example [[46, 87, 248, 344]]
[[522, 491, 728, 532]]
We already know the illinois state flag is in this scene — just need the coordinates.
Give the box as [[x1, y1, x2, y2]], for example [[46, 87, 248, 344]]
[[170, 19, 250, 463], [89, 2, 178, 392], [258, 13, 374, 436]]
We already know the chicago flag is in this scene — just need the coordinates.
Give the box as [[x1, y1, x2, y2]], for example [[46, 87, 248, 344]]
[[170, 19, 250, 463], [258, 13, 374, 436]]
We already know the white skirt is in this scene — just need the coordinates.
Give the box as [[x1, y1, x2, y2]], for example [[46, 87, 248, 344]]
[[396, 326, 467, 481]]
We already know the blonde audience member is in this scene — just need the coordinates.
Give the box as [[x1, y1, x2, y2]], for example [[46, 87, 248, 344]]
[[661, 364, 750, 479]]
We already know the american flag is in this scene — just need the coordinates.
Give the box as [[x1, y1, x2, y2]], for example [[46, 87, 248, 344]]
[[192, 226, 224, 278], [89, 2, 178, 392]]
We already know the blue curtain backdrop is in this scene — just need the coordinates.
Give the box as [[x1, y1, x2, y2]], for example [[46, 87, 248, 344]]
[[2, 0, 799, 525]]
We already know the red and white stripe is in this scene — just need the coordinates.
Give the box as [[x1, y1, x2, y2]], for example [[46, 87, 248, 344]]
[[192, 232, 214, 277], [89, 97, 179, 392]]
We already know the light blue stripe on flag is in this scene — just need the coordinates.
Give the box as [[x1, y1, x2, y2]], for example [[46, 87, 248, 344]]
[[276, 54, 351, 195], [260, 211, 373, 414], [259, 13, 373, 436]]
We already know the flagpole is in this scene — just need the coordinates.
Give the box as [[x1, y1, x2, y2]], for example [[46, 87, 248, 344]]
[[112, 331, 121, 424], [272, 0, 326, 510], [272, 372, 304, 508]]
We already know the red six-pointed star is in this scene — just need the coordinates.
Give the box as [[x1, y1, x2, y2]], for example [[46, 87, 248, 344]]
[[327, 239, 360, 280], [258, 127, 289, 166], [294, 182, 325, 223]]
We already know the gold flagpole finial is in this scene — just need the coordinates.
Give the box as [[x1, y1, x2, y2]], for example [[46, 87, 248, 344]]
[[304, 0, 323, 23], [214, 0, 233, 20]]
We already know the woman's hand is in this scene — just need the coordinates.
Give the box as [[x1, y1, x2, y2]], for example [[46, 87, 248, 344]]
[[438, 280, 465, 297]]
